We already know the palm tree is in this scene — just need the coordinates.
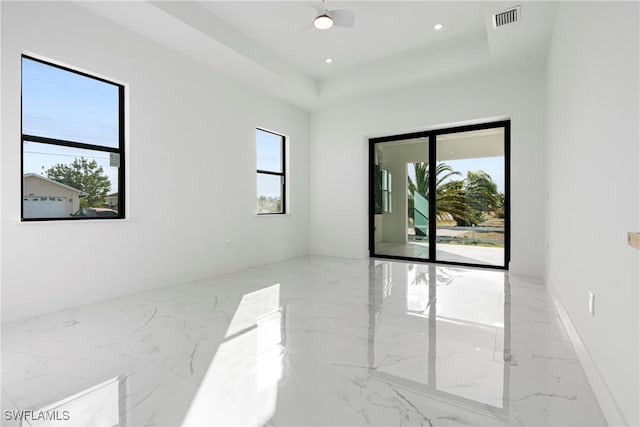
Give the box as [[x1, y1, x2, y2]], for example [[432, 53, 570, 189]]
[[408, 163, 501, 226], [495, 192, 505, 218], [408, 162, 468, 223], [464, 170, 500, 217]]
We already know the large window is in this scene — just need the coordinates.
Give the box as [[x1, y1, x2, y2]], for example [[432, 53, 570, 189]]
[[256, 129, 286, 215], [21, 55, 125, 221]]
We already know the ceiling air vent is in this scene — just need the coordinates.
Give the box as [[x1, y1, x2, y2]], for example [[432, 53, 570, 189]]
[[492, 5, 520, 28]]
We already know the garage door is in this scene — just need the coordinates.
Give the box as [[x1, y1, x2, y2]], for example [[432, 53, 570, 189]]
[[23, 196, 67, 219]]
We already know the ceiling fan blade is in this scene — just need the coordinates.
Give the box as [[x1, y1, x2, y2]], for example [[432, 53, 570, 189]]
[[328, 9, 355, 28], [308, 1, 325, 16]]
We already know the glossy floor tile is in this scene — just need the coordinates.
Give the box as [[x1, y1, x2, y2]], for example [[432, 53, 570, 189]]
[[1, 256, 605, 426]]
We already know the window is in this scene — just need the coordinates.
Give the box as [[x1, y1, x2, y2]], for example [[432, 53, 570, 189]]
[[382, 168, 392, 213], [256, 129, 286, 214], [21, 55, 125, 220]]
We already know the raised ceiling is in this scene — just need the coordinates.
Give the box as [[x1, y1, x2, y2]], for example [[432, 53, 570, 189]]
[[76, 1, 557, 111], [198, 1, 493, 80]]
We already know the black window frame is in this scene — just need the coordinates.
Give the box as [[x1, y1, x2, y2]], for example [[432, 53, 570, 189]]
[[20, 55, 126, 221], [256, 128, 286, 215]]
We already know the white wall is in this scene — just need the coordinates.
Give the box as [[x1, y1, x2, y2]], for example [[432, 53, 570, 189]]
[[1, 2, 310, 322], [310, 67, 547, 277], [546, 2, 639, 425]]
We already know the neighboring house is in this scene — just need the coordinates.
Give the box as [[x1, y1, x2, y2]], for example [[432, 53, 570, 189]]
[[105, 192, 118, 210], [23, 173, 81, 218]]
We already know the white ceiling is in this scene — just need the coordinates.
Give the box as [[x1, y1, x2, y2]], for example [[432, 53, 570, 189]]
[[198, 1, 493, 80], [76, 1, 557, 111]]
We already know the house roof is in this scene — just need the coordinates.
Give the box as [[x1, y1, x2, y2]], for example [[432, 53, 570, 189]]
[[23, 173, 82, 193]]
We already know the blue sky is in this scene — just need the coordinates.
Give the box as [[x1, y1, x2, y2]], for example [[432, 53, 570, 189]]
[[443, 156, 505, 193], [22, 57, 120, 190], [256, 129, 283, 199]]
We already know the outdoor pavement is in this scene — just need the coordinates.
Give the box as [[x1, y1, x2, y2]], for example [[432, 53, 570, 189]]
[[375, 241, 504, 266]]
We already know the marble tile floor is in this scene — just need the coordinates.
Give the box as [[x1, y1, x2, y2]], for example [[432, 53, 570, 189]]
[[1, 256, 606, 427]]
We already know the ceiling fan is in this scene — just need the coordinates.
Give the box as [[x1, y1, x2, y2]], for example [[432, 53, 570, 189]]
[[312, 0, 355, 30]]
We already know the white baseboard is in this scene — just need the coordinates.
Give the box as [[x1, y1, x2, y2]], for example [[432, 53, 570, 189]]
[[547, 284, 629, 427]]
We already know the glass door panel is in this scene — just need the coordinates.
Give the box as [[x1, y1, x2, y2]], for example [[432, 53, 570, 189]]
[[373, 137, 430, 260], [435, 128, 506, 267]]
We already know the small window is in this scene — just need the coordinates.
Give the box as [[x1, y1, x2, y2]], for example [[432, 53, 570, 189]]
[[256, 129, 286, 214], [21, 56, 125, 220], [382, 168, 392, 213]]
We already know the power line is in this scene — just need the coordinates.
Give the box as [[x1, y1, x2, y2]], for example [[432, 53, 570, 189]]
[[23, 150, 110, 162]]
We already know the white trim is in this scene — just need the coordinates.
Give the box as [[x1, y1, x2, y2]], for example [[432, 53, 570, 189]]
[[21, 50, 128, 87], [548, 283, 628, 427]]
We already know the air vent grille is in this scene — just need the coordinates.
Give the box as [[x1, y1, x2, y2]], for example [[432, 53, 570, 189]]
[[492, 6, 520, 28]]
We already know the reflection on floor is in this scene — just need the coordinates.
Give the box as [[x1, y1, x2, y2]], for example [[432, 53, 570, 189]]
[[1, 256, 604, 426], [376, 240, 504, 266]]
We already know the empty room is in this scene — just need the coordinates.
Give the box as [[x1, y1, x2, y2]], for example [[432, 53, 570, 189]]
[[1, 1, 638, 426]]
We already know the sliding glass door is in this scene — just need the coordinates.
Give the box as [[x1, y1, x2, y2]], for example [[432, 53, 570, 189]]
[[369, 121, 510, 269], [435, 128, 507, 267]]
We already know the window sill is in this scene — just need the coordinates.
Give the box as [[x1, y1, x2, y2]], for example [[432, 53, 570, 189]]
[[255, 213, 291, 217], [13, 218, 136, 225]]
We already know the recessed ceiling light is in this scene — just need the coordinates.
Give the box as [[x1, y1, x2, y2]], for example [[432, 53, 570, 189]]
[[325, 58, 333, 64], [314, 14, 334, 30], [434, 23, 444, 31]]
